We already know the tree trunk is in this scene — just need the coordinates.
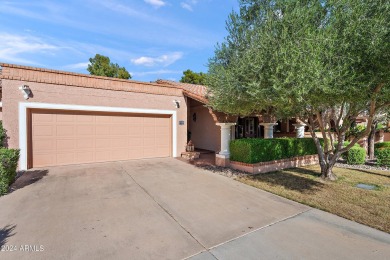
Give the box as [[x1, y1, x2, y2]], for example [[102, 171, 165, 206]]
[[320, 162, 337, 180], [367, 122, 377, 160]]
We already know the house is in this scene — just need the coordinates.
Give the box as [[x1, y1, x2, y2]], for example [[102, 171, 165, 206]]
[[0, 63, 240, 170]]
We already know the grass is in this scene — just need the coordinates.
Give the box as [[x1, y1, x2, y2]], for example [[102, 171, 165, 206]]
[[237, 166, 390, 233]]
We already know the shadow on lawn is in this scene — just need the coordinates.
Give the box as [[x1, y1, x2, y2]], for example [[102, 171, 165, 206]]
[[9, 169, 48, 193], [248, 168, 325, 193], [350, 169, 390, 179], [0, 225, 16, 246]]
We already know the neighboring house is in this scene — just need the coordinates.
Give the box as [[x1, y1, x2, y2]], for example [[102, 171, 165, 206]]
[[0, 63, 237, 170]]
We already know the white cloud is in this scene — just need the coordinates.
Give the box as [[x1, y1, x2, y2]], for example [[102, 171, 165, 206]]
[[131, 52, 183, 67], [144, 0, 166, 8], [0, 33, 58, 64], [181, 3, 193, 11], [131, 69, 181, 77], [181, 0, 198, 11], [63, 62, 90, 70]]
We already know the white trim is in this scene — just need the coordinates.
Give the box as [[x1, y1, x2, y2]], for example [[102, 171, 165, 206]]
[[19, 102, 178, 170], [0, 102, 2, 107]]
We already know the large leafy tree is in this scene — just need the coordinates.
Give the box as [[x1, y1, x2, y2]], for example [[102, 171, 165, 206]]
[[207, 0, 390, 180], [87, 54, 131, 79], [180, 69, 206, 85]]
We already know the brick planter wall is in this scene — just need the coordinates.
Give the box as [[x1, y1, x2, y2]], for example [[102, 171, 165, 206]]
[[230, 155, 319, 174]]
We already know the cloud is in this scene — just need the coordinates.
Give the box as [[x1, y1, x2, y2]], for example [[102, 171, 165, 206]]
[[144, 0, 166, 8], [63, 62, 90, 70], [181, 0, 198, 11], [131, 69, 181, 77], [180, 3, 193, 11], [131, 52, 183, 67], [0, 33, 58, 64]]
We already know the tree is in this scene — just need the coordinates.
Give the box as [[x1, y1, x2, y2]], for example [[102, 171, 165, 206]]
[[180, 69, 206, 85], [207, 0, 390, 180], [367, 109, 390, 160], [87, 54, 131, 79]]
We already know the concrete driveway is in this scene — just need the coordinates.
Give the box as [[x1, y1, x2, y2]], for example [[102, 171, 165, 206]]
[[0, 158, 389, 260]]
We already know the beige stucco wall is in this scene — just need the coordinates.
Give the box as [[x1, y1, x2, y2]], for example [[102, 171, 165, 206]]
[[189, 101, 220, 152], [1, 78, 188, 160]]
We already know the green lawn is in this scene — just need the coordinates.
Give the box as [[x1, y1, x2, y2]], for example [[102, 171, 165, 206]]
[[237, 166, 390, 233]]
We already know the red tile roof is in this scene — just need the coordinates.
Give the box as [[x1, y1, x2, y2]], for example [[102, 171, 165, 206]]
[[155, 80, 208, 104]]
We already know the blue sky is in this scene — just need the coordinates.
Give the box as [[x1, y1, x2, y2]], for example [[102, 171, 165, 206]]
[[0, 0, 238, 82]]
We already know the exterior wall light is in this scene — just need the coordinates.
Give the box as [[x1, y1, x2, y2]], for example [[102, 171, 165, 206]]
[[19, 85, 32, 100], [173, 100, 181, 108]]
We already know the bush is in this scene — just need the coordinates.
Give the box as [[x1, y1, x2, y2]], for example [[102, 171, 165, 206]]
[[0, 121, 7, 148], [376, 148, 390, 167], [0, 148, 20, 195], [346, 147, 366, 165], [374, 142, 390, 150], [230, 138, 318, 164]]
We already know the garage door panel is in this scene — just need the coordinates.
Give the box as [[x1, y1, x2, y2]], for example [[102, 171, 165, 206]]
[[56, 139, 75, 151], [96, 125, 110, 135], [33, 138, 56, 151], [76, 138, 95, 149], [76, 125, 95, 135], [33, 113, 54, 123], [56, 152, 76, 165], [75, 114, 94, 123], [111, 149, 130, 161], [111, 125, 129, 135], [56, 125, 75, 136], [34, 153, 56, 168], [30, 110, 171, 168], [56, 114, 75, 123], [33, 125, 54, 136], [75, 151, 95, 163], [95, 116, 112, 123], [95, 150, 109, 162]]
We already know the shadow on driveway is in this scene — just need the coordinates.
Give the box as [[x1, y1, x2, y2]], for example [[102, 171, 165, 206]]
[[0, 224, 16, 246], [9, 169, 48, 193]]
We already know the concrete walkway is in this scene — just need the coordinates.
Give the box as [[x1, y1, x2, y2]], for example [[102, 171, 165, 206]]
[[0, 158, 389, 259]]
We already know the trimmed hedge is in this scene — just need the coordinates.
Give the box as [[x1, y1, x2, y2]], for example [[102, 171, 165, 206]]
[[374, 142, 390, 150], [230, 138, 318, 164], [346, 147, 366, 165], [376, 148, 390, 167], [0, 148, 20, 195]]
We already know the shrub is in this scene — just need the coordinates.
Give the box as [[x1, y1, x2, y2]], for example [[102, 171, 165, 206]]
[[0, 121, 6, 148], [346, 147, 366, 165], [0, 148, 20, 195], [374, 142, 390, 150], [376, 148, 390, 167], [230, 138, 318, 164]]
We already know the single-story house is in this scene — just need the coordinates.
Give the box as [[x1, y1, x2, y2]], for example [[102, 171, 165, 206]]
[[0, 63, 242, 170], [2, 63, 386, 171]]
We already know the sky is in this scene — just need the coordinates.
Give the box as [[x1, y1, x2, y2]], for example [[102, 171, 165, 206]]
[[0, 0, 239, 82]]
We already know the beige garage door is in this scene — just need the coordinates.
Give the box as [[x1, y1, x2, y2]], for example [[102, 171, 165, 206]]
[[29, 109, 171, 168]]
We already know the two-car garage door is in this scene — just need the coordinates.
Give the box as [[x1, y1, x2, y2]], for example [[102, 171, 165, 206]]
[[29, 109, 172, 168]]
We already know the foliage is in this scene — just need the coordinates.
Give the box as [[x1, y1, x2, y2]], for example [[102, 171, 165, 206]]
[[230, 138, 318, 164], [375, 142, 390, 150], [180, 69, 206, 85], [0, 149, 20, 195], [207, 0, 390, 179], [87, 54, 131, 79], [345, 125, 366, 140], [376, 148, 390, 166], [346, 147, 366, 165], [376, 123, 385, 130], [0, 121, 6, 148]]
